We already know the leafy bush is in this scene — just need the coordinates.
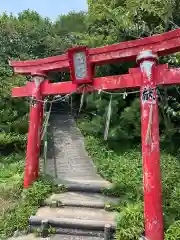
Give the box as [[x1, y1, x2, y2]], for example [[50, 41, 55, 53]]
[[0, 153, 24, 200], [165, 221, 180, 240], [0, 133, 27, 154], [0, 178, 53, 239], [116, 202, 144, 240], [0, 153, 54, 239], [81, 134, 180, 240]]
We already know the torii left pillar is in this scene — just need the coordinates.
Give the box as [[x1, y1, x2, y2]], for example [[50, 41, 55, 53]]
[[24, 72, 45, 188]]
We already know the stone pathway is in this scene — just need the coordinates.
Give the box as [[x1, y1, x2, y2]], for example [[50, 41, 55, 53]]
[[46, 114, 105, 182], [9, 113, 119, 240]]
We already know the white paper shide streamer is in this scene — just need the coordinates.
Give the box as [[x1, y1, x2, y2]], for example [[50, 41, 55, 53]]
[[79, 86, 85, 113], [104, 95, 112, 140]]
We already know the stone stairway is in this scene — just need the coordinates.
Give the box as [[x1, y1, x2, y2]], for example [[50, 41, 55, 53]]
[[9, 112, 119, 240]]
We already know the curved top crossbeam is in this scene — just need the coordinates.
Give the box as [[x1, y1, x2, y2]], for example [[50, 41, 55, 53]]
[[9, 29, 180, 75]]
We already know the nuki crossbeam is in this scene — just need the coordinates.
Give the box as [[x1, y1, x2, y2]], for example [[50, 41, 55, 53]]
[[12, 64, 180, 98], [9, 29, 180, 240]]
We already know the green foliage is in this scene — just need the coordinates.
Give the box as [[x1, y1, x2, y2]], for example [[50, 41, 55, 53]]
[[0, 133, 27, 154], [79, 94, 141, 141], [116, 202, 144, 240], [0, 179, 53, 239], [0, 153, 54, 239], [84, 0, 180, 151], [165, 221, 180, 240], [88, 0, 180, 40], [81, 134, 180, 239], [1, 3, 180, 240], [0, 154, 24, 200]]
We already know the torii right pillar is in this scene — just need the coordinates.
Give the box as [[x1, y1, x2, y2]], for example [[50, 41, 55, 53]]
[[137, 50, 164, 240]]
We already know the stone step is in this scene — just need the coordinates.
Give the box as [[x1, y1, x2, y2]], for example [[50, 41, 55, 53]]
[[60, 179, 112, 193], [8, 235, 36, 240], [29, 206, 116, 237], [29, 227, 105, 238], [51, 235, 104, 240], [9, 233, 104, 240], [34, 206, 116, 225], [29, 217, 114, 239], [29, 213, 116, 231], [63, 179, 112, 187], [43, 192, 119, 208]]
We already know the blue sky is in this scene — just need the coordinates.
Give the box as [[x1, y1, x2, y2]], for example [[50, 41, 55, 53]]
[[0, 0, 88, 20]]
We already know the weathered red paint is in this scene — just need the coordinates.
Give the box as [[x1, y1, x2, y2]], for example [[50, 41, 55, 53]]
[[12, 65, 180, 98], [12, 72, 143, 97], [24, 76, 44, 188], [137, 51, 164, 240], [9, 29, 180, 74]]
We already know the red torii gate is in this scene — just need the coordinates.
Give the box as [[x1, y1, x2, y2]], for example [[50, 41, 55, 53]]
[[9, 29, 180, 240]]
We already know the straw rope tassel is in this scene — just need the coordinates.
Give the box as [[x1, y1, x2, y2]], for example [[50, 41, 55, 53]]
[[145, 101, 153, 145], [104, 95, 112, 141]]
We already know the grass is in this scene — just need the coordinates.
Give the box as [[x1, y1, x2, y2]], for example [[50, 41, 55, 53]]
[[0, 153, 55, 240], [82, 134, 180, 240]]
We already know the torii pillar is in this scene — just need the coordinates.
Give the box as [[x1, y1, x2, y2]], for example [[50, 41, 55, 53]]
[[137, 51, 163, 240], [24, 72, 45, 188]]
